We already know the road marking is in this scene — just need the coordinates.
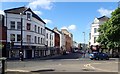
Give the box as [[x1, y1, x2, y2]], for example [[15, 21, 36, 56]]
[[58, 64, 62, 65], [84, 61, 118, 72], [6, 69, 30, 72]]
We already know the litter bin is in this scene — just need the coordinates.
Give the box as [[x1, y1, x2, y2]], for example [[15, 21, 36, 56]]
[[0, 57, 6, 74]]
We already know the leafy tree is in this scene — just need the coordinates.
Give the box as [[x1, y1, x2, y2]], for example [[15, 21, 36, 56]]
[[97, 8, 120, 52]]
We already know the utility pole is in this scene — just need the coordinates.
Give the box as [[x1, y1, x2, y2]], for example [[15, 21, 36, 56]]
[[83, 32, 86, 50], [20, 13, 23, 61]]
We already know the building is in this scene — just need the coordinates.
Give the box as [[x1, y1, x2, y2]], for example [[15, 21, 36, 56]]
[[45, 27, 57, 56], [53, 27, 66, 52], [89, 16, 109, 50], [4, 6, 46, 59], [0, 14, 7, 57], [61, 29, 73, 52]]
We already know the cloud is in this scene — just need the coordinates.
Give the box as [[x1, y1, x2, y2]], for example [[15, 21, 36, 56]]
[[61, 26, 68, 30], [98, 8, 114, 16], [43, 19, 52, 24], [61, 24, 76, 31], [68, 24, 76, 30], [33, 10, 42, 15], [28, 0, 53, 10], [0, 10, 4, 15]]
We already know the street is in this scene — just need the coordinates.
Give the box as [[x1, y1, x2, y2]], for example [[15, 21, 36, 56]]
[[6, 53, 119, 74]]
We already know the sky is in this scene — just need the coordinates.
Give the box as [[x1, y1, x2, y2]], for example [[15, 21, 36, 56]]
[[0, 1, 118, 44]]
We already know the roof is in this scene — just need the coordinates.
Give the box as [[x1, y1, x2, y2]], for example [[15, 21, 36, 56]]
[[45, 27, 55, 33], [4, 6, 46, 24], [53, 27, 62, 34], [97, 16, 109, 21]]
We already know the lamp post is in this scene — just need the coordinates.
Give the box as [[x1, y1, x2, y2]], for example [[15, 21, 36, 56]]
[[83, 32, 86, 50], [20, 13, 23, 61], [83, 32, 86, 58]]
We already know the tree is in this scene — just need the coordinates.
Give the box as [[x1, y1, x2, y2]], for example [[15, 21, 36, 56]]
[[97, 8, 120, 54]]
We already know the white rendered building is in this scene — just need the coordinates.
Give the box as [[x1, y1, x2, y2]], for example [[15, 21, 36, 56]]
[[45, 27, 55, 56], [90, 16, 109, 47], [4, 6, 46, 59]]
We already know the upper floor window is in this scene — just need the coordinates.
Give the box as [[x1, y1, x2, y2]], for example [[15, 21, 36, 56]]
[[46, 33, 48, 39], [46, 41, 48, 45], [17, 22, 21, 30], [38, 37, 40, 44], [50, 34, 51, 39], [51, 35, 53, 40], [41, 38, 42, 44], [10, 21, 15, 30], [94, 37, 96, 43], [17, 34, 21, 42], [35, 36, 37, 43], [94, 28, 97, 33], [35, 25, 37, 32], [41, 28, 42, 34], [27, 13, 31, 20], [38, 27, 40, 33], [27, 35, 31, 43], [27, 23, 31, 30], [10, 34, 15, 41]]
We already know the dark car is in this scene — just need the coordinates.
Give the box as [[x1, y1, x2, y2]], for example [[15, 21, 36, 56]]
[[89, 52, 109, 60]]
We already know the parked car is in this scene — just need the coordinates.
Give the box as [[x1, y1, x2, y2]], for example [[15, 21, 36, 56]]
[[89, 52, 109, 60], [63, 50, 69, 55]]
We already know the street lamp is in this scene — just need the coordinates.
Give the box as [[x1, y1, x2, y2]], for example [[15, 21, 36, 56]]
[[20, 12, 23, 61], [83, 32, 86, 50]]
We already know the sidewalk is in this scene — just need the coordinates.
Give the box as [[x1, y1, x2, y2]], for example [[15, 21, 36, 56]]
[[7, 54, 62, 62]]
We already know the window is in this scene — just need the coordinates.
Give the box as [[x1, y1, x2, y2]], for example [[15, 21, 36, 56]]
[[46, 41, 48, 45], [27, 35, 31, 43], [50, 34, 51, 40], [35, 36, 37, 43], [17, 34, 21, 41], [94, 37, 96, 43], [27, 23, 31, 30], [10, 34, 15, 41], [35, 25, 37, 32], [10, 21, 15, 29], [17, 22, 21, 30], [50, 41, 51, 47], [27, 13, 31, 20], [41, 28, 42, 34], [41, 38, 42, 44], [38, 27, 40, 33], [94, 28, 97, 33], [38, 37, 40, 44], [46, 33, 48, 39]]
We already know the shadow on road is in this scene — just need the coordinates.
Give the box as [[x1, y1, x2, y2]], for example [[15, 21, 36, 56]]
[[6, 72, 118, 74]]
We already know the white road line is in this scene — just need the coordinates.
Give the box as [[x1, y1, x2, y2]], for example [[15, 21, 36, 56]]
[[84, 61, 118, 72], [6, 69, 30, 72]]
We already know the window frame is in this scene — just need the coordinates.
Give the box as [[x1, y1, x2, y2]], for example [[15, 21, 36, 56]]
[[10, 21, 15, 30]]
